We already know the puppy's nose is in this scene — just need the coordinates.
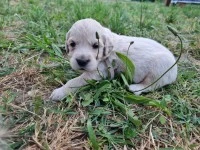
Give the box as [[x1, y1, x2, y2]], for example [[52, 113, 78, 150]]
[[76, 59, 90, 67]]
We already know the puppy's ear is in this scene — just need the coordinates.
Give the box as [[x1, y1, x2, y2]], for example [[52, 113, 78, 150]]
[[65, 31, 70, 54], [102, 34, 113, 59]]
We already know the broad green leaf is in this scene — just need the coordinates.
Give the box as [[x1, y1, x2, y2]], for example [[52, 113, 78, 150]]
[[95, 80, 111, 89], [87, 118, 99, 150], [115, 93, 171, 115], [124, 93, 156, 104], [82, 93, 94, 107], [116, 52, 135, 83], [94, 82, 111, 99]]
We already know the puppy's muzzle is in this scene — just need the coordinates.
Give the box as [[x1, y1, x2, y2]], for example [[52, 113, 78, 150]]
[[76, 58, 90, 67]]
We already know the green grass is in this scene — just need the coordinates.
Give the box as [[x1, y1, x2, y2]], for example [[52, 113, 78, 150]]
[[0, 0, 200, 149]]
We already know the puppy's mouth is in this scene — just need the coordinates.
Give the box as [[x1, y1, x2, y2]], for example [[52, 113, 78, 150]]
[[77, 67, 88, 72], [79, 68, 85, 71], [77, 66, 95, 72]]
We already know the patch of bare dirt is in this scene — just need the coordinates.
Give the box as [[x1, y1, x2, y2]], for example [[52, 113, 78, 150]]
[[0, 68, 51, 103], [3, 21, 23, 41], [22, 111, 89, 150], [10, 0, 20, 6], [180, 53, 200, 66]]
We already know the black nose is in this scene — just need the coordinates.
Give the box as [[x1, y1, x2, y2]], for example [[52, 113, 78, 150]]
[[76, 59, 90, 67]]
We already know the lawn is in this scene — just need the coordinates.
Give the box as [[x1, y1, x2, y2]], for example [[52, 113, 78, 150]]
[[0, 0, 200, 149]]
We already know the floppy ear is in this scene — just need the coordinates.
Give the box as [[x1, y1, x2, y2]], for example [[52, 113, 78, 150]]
[[65, 31, 70, 54], [102, 34, 113, 59]]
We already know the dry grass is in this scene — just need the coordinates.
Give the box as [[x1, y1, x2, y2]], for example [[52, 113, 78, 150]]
[[0, 64, 199, 148], [25, 114, 89, 150], [0, 66, 89, 149], [0, 67, 49, 103], [1, 63, 199, 149]]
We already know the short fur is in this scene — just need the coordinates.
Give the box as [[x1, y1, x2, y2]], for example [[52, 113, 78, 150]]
[[50, 18, 177, 101]]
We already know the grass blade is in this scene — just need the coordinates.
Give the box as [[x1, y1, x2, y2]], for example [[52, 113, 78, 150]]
[[51, 43, 63, 58], [87, 118, 99, 150], [112, 99, 142, 127]]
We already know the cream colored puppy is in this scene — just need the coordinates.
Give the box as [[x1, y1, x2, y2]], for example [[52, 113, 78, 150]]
[[50, 18, 177, 101]]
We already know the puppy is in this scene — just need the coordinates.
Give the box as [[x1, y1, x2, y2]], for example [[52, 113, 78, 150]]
[[50, 18, 177, 101]]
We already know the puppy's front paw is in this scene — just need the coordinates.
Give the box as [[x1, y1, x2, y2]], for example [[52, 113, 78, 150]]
[[50, 87, 66, 101]]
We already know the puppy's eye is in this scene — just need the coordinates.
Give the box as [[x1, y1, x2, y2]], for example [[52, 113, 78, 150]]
[[70, 41, 76, 48], [92, 43, 99, 49]]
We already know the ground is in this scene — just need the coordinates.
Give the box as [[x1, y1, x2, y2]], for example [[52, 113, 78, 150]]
[[0, 0, 200, 150]]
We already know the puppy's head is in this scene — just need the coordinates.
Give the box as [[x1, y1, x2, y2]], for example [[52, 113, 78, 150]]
[[65, 18, 113, 72]]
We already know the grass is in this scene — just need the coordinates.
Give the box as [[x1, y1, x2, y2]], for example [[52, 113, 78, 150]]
[[0, 0, 200, 149]]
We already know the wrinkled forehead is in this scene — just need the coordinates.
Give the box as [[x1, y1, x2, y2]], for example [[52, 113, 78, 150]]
[[68, 20, 104, 41]]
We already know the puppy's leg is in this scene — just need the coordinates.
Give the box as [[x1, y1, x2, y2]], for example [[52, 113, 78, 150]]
[[50, 72, 101, 101], [130, 52, 177, 95], [129, 66, 177, 95], [129, 74, 156, 95]]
